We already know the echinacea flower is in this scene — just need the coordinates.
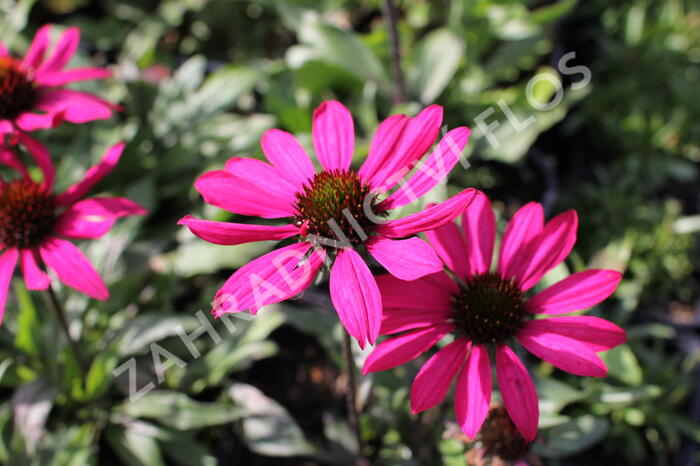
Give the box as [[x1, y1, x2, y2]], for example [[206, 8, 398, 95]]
[[0, 24, 118, 135], [363, 190, 626, 440], [180, 100, 475, 348], [0, 135, 146, 322]]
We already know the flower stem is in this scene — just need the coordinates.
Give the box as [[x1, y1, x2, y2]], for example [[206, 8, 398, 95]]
[[46, 282, 87, 376], [342, 330, 369, 466], [382, 0, 406, 104]]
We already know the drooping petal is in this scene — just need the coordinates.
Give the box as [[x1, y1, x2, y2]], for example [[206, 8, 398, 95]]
[[39, 238, 108, 300], [20, 249, 49, 290], [370, 105, 443, 190], [358, 114, 408, 187], [330, 248, 382, 349], [0, 248, 19, 323], [519, 210, 578, 291], [312, 101, 354, 172], [455, 343, 492, 438], [362, 323, 454, 374], [37, 26, 79, 73], [261, 129, 315, 189], [35, 89, 117, 124], [54, 197, 147, 239], [382, 127, 470, 209], [498, 202, 544, 285], [22, 25, 51, 68], [56, 142, 124, 206], [496, 345, 539, 442], [462, 190, 496, 278], [37, 67, 112, 87], [378, 188, 476, 238], [213, 242, 323, 317], [17, 133, 55, 189], [523, 316, 626, 352], [178, 215, 298, 246], [411, 338, 469, 414], [194, 169, 296, 219], [426, 222, 469, 279], [527, 269, 622, 315], [15, 111, 64, 132], [367, 236, 443, 281], [518, 325, 607, 377], [223, 157, 299, 201]]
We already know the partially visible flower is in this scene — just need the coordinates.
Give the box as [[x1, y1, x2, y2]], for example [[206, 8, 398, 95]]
[[180, 100, 474, 348], [0, 135, 146, 322], [363, 190, 626, 440], [463, 406, 538, 466], [0, 24, 118, 135]]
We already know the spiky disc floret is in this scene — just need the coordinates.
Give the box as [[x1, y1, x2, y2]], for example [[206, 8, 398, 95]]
[[0, 57, 37, 121], [480, 406, 530, 461], [0, 180, 56, 248], [293, 170, 381, 245], [451, 272, 525, 344]]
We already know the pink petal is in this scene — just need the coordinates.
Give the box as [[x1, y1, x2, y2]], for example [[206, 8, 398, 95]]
[[378, 188, 476, 238], [36, 89, 117, 124], [223, 157, 299, 202], [54, 197, 147, 239], [357, 114, 409, 187], [178, 215, 298, 245], [519, 210, 578, 291], [20, 249, 49, 291], [0, 248, 19, 324], [382, 127, 470, 209], [37, 26, 79, 73], [362, 323, 454, 374], [22, 25, 51, 68], [527, 269, 622, 315], [523, 316, 626, 353], [37, 67, 112, 87], [462, 190, 496, 278], [261, 129, 315, 189], [214, 242, 323, 317], [17, 133, 55, 189], [370, 105, 443, 190], [39, 238, 108, 300], [312, 101, 354, 172], [496, 345, 539, 442], [498, 202, 544, 285], [56, 142, 124, 206], [367, 236, 442, 281], [455, 343, 492, 438], [330, 248, 382, 349], [426, 222, 469, 279], [0, 43, 7, 57], [411, 338, 469, 414], [194, 169, 295, 219], [518, 324, 607, 376], [15, 111, 64, 132]]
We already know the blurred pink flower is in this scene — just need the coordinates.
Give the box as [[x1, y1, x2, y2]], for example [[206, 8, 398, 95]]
[[180, 100, 474, 348], [0, 135, 146, 322], [0, 24, 118, 135], [363, 190, 626, 441]]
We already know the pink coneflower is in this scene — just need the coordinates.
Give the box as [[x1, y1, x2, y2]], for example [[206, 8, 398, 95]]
[[180, 101, 475, 348], [0, 135, 146, 322], [363, 190, 626, 440], [0, 24, 117, 135]]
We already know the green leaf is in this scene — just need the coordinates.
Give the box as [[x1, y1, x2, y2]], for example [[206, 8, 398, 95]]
[[105, 424, 165, 466], [535, 415, 609, 458], [112, 313, 201, 357], [13, 281, 39, 359], [602, 344, 643, 386], [409, 28, 465, 103]]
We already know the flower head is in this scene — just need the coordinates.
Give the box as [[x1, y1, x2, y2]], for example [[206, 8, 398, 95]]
[[0, 25, 118, 135], [180, 100, 474, 348], [363, 191, 626, 440], [0, 135, 146, 322]]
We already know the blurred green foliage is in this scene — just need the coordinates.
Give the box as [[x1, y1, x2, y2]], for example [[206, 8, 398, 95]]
[[0, 0, 698, 464]]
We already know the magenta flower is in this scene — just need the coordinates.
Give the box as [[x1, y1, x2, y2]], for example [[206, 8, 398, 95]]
[[0, 24, 117, 135], [0, 135, 146, 322], [180, 100, 475, 348], [363, 191, 626, 440]]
